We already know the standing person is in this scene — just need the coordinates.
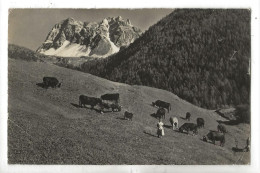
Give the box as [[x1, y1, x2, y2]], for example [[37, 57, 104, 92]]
[[157, 120, 165, 138], [245, 137, 250, 152]]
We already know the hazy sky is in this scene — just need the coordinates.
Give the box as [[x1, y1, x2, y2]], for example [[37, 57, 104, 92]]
[[8, 9, 173, 51]]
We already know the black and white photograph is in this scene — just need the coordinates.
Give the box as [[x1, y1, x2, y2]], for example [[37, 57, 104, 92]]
[[1, 0, 260, 172]]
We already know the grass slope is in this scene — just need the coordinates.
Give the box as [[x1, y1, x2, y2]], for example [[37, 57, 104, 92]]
[[8, 58, 250, 164]]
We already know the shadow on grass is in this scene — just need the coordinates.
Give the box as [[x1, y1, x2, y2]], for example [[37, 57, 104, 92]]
[[200, 138, 211, 143], [101, 110, 113, 113], [116, 117, 127, 120], [143, 131, 158, 138], [36, 83, 46, 88], [150, 113, 165, 120], [199, 138, 224, 147], [150, 103, 157, 108], [180, 117, 189, 121], [70, 103, 102, 113], [232, 147, 249, 152], [217, 120, 239, 126], [71, 103, 81, 108], [150, 113, 157, 118], [163, 124, 172, 129], [174, 129, 188, 135]]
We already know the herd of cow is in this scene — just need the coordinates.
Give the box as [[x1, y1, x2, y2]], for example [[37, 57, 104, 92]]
[[42, 77, 132, 120], [41, 77, 242, 148], [151, 99, 227, 147]]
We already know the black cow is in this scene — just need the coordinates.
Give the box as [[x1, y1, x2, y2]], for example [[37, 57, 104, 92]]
[[179, 123, 198, 135], [152, 100, 171, 113], [217, 124, 227, 133], [101, 93, 119, 103], [203, 131, 225, 147], [197, 118, 205, 128], [43, 77, 61, 88], [79, 95, 102, 109], [156, 107, 166, 120], [124, 111, 133, 121], [185, 112, 191, 121], [100, 102, 122, 112]]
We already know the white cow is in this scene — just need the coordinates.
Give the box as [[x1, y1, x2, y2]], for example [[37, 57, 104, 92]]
[[170, 117, 178, 130]]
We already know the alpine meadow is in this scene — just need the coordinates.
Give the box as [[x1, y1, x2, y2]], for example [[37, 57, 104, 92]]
[[7, 9, 251, 165]]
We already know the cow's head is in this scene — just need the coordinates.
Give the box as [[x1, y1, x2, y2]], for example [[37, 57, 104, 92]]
[[179, 127, 184, 133], [152, 102, 155, 106], [203, 136, 208, 142]]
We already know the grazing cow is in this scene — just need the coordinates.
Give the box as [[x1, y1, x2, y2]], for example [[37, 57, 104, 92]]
[[79, 95, 102, 109], [124, 111, 133, 121], [169, 117, 179, 130], [101, 102, 122, 112], [152, 100, 171, 112], [43, 77, 61, 88], [217, 124, 227, 133], [185, 112, 191, 121], [197, 118, 205, 128], [179, 123, 198, 135], [203, 131, 225, 147], [101, 93, 119, 103], [156, 107, 166, 120]]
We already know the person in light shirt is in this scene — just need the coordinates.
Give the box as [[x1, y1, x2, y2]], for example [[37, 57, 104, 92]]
[[157, 119, 165, 138]]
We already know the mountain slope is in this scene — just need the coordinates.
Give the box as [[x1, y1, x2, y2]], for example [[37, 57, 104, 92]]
[[80, 9, 250, 109], [36, 17, 142, 58], [8, 57, 250, 164]]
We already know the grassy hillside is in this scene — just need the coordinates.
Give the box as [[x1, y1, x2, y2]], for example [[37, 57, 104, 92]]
[[80, 9, 250, 109], [8, 58, 250, 164], [8, 44, 95, 69]]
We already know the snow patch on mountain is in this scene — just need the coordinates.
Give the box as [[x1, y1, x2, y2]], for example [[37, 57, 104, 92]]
[[36, 16, 142, 58]]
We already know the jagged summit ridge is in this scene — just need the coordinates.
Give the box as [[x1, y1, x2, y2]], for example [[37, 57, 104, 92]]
[[36, 16, 142, 58]]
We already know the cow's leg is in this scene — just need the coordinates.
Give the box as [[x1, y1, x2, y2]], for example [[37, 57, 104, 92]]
[[192, 130, 195, 136], [193, 130, 198, 135], [100, 107, 104, 114]]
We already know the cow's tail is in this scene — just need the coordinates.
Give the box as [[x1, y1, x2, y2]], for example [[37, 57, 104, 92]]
[[79, 98, 81, 108], [170, 103, 171, 111]]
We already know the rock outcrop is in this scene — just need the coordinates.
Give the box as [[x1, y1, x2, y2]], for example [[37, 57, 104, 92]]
[[36, 16, 142, 57]]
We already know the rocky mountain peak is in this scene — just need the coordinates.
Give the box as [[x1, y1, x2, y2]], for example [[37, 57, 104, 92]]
[[37, 16, 141, 58]]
